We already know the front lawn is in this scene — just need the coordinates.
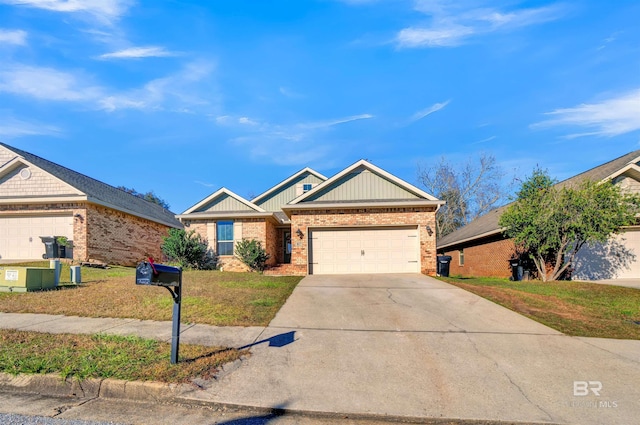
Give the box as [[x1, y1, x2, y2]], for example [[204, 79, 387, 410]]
[[0, 262, 302, 327], [441, 276, 640, 339], [0, 329, 245, 383]]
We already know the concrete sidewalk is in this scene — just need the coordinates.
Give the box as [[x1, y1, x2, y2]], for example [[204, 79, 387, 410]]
[[592, 278, 640, 290], [0, 312, 266, 349]]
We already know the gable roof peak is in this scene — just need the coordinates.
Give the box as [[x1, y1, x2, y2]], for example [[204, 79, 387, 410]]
[[0, 142, 181, 228], [288, 158, 440, 205], [182, 186, 265, 214], [251, 166, 327, 204]]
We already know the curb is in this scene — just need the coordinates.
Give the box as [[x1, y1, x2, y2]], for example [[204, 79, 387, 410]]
[[0, 372, 182, 403], [0, 372, 563, 425]]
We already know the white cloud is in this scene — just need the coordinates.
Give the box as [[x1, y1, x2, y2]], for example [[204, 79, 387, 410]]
[[227, 113, 373, 166], [0, 61, 217, 114], [0, 116, 61, 138], [0, 65, 103, 101], [238, 116, 258, 126], [397, 26, 475, 48], [472, 135, 496, 144], [279, 86, 304, 98], [98, 60, 217, 112], [0, 0, 132, 24], [532, 89, 640, 138], [410, 100, 450, 121], [0, 29, 27, 45], [194, 180, 217, 188], [98, 46, 177, 59], [396, 1, 565, 48], [302, 113, 374, 129]]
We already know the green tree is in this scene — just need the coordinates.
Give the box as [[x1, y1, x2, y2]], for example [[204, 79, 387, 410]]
[[499, 169, 640, 281], [234, 239, 270, 272], [161, 229, 215, 270], [118, 186, 171, 210]]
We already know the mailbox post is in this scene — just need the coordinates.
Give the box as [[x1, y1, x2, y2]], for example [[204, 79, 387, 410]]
[[136, 260, 182, 364]]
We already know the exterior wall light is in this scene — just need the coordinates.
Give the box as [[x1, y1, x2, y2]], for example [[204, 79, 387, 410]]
[[296, 229, 304, 239], [426, 225, 433, 236]]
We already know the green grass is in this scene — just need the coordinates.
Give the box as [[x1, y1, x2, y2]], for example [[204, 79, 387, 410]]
[[0, 329, 245, 383], [0, 263, 303, 326], [441, 276, 640, 339]]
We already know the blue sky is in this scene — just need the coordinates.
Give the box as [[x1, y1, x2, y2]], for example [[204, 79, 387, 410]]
[[0, 0, 639, 213]]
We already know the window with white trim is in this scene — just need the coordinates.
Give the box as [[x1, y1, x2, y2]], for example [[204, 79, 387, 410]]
[[303, 183, 313, 192], [217, 221, 234, 256], [459, 249, 465, 266]]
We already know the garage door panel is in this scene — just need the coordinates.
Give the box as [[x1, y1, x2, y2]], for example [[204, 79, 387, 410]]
[[309, 227, 419, 275], [0, 215, 73, 260]]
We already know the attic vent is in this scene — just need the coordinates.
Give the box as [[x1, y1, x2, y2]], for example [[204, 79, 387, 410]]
[[19, 168, 32, 180], [296, 183, 317, 196]]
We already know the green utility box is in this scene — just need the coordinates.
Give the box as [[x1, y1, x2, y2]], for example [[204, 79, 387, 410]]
[[0, 267, 56, 292]]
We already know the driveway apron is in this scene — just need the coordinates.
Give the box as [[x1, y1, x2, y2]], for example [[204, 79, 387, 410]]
[[186, 274, 640, 425]]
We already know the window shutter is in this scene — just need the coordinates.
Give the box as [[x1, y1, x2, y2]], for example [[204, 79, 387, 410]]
[[233, 221, 243, 249], [207, 223, 216, 251], [295, 184, 303, 197]]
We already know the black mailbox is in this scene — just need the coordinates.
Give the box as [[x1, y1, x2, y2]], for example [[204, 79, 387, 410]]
[[136, 261, 181, 287], [135, 260, 183, 364]]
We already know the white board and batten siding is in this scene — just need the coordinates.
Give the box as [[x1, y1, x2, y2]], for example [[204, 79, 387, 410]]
[[309, 227, 420, 275], [0, 214, 73, 260]]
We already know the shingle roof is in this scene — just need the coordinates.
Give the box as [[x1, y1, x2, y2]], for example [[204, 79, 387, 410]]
[[556, 150, 640, 189], [0, 142, 182, 228], [437, 150, 640, 250]]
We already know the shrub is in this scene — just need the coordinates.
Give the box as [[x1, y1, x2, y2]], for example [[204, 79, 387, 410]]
[[235, 239, 270, 272], [161, 229, 216, 270]]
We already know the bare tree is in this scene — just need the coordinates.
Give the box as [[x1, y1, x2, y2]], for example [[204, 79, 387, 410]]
[[418, 153, 509, 237]]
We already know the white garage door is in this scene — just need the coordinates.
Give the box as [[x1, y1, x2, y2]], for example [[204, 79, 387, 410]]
[[0, 215, 73, 260], [309, 227, 419, 275], [613, 229, 640, 279], [574, 229, 640, 280]]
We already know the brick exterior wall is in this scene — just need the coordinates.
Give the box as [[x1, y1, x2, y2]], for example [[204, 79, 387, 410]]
[[265, 220, 278, 266], [84, 204, 170, 266], [441, 234, 517, 278], [289, 206, 438, 275], [0, 202, 171, 266], [187, 218, 278, 271]]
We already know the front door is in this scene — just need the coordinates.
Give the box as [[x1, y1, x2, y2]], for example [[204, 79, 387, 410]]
[[283, 231, 292, 264]]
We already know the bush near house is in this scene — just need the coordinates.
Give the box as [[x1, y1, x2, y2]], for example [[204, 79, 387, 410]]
[[161, 228, 216, 270], [235, 239, 270, 272]]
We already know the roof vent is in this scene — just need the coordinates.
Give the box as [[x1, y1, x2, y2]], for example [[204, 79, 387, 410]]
[[19, 168, 32, 180]]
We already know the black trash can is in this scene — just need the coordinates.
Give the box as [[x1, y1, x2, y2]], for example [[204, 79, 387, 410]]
[[437, 255, 452, 277], [39, 236, 59, 259], [509, 259, 523, 281]]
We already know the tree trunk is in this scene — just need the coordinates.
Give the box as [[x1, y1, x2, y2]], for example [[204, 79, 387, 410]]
[[533, 255, 547, 282]]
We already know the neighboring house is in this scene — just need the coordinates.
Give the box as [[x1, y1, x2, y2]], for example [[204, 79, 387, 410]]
[[178, 160, 444, 275], [0, 142, 182, 266], [437, 150, 640, 280]]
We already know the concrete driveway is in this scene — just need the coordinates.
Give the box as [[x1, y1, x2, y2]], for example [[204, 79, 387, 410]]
[[185, 274, 640, 425]]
